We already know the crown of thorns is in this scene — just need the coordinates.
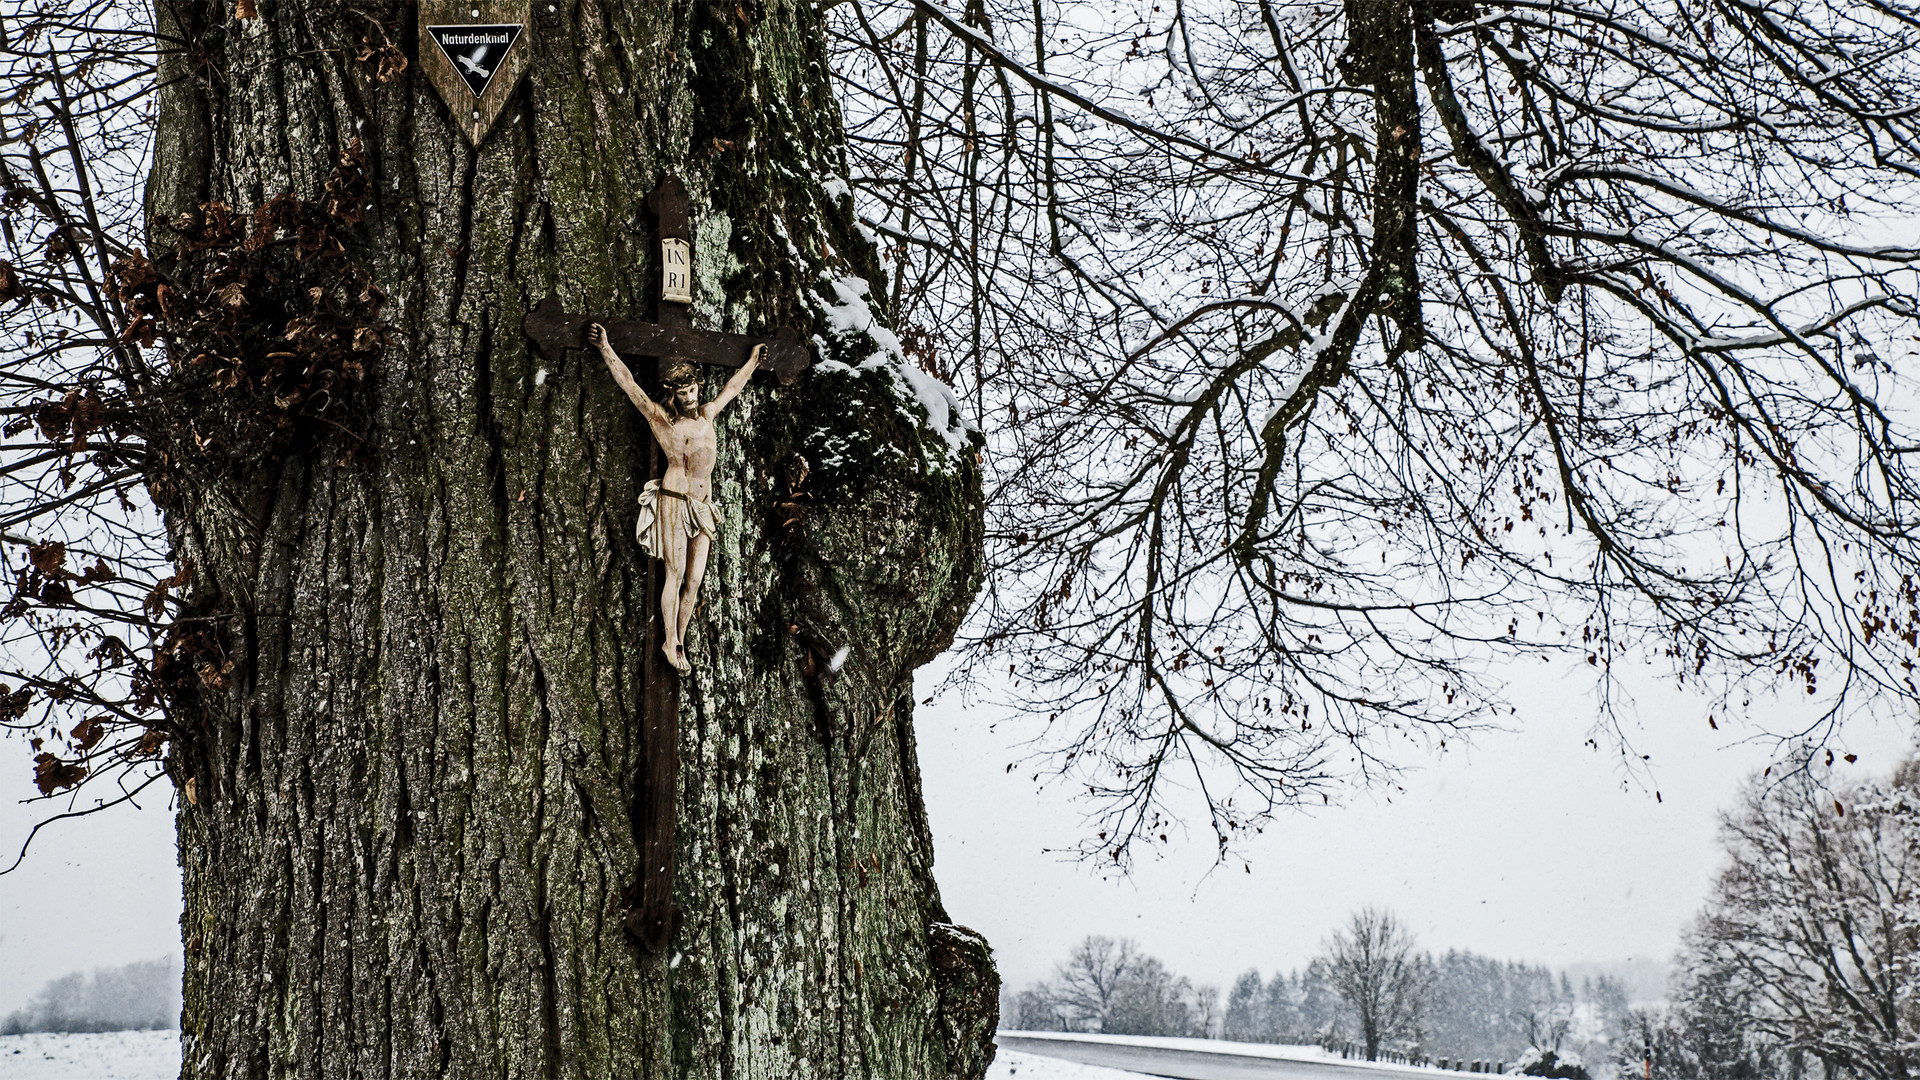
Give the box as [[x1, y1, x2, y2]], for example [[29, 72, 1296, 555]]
[[660, 362, 701, 390]]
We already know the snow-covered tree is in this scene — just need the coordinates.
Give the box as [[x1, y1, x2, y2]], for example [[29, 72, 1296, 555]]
[[1011, 984, 1075, 1032], [1684, 757, 1920, 1080], [1610, 991, 1778, 1080], [1195, 983, 1224, 1039], [1226, 969, 1268, 1041], [1585, 976, 1634, 1051], [0, 957, 180, 1034], [1320, 908, 1431, 1060], [1298, 962, 1351, 1042], [1426, 950, 1565, 1061], [1014, 935, 1222, 1036], [1105, 955, 1201, 1036], [1050, 935, 1145, 1029]]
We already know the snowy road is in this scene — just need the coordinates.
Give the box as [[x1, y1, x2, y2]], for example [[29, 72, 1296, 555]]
[[998, 1032, 1462, 1080], [1, 1029, 1458, 1080]]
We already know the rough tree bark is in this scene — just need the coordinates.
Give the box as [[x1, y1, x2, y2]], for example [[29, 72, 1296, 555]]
[[144, 2, 996, 1077]]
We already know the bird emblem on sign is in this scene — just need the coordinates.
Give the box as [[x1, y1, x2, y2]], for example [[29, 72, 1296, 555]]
[[456, 50, 494, 81]]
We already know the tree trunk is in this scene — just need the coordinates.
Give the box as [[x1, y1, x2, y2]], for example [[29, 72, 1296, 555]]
[[145, 2, 996, 1077]]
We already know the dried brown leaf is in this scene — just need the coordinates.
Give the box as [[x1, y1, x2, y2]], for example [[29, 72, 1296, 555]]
[[32, 752, 86, 795], [69, 716, 106, 752]]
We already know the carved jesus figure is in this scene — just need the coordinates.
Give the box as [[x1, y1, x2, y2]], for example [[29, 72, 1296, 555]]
[[590, 323, 764, 673]]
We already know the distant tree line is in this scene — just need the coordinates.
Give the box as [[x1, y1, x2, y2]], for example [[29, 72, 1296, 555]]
[[1006, 756, 1918, 1080], [1225, 911, 1634, 1067], [1, 957, 180, 1034], [1007, 914, 1634, 1068]]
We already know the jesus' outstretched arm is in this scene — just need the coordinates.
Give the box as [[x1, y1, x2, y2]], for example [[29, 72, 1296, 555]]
[[705, 344, 765, 417], [590, 323, 671, 429]]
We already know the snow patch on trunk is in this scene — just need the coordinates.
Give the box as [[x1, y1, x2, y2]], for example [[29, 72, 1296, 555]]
[[810, 274, 980, 466]]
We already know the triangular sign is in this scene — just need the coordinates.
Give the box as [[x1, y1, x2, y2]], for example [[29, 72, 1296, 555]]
[[416, 2, 532, 145], [426, 24, 523, 98]]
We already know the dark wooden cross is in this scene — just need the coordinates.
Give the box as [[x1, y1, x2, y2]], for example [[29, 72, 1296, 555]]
[[522, 180, 810, 386], [522, 175, 809, 953]]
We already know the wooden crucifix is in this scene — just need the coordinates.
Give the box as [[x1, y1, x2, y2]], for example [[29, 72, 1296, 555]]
[[522, 175, 809, 953]]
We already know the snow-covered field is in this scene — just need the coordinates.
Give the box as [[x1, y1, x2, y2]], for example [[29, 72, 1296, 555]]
[[0, 1030, 181, 1079], [0, 1033, 1138, 1080]]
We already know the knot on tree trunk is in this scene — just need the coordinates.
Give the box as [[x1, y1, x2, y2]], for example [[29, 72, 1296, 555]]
[[770, 355, 986, 686], [929, 922, 1001, 1080]]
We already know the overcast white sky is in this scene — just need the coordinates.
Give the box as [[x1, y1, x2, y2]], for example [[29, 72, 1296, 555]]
[[0, 652, 1913, 1016], [919, 654, 1918, 997]]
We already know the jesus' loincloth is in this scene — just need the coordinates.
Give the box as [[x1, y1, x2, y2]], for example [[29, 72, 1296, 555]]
[[636, 479, 720, 559]]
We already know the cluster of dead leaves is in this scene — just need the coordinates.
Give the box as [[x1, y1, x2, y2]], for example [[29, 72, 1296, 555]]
[[26, 390, 107, 445], [12, 678, 85, 796], [26, 702, 128, 796], [0, 541, 115, 617], [0, 186, 79, 310], [8, 141, 386, 801], [26, 717, 157, 796], [0, 626, 123, 795], [15, 556, 210, 798], [0, 388, 123, 490], [142, 618, 232, 707], [897, 323, 950, 384], [127, 563, 232, 708], [111, 139, 385, 472], [0, 531, 203, 800], [0, 543, 153, 796], [0, 187, 41, 306], [353, 13, 409, 85]]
